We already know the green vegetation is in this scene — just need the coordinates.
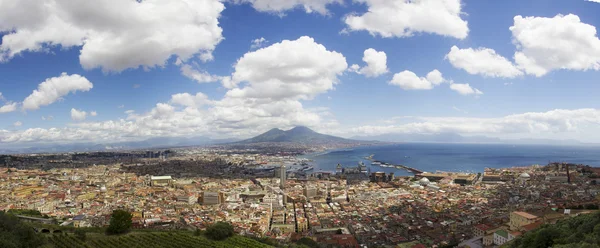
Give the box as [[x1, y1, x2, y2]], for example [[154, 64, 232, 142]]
[[0, 211, 47, 248], [48, 231, 273, 248], [296, 237, 319, 248], [506, 211, 600, 248], [106, 210, 132, 235], [7, 209, 49, 218], [74, 229, 87, 241], [205, 222, 235, 241]]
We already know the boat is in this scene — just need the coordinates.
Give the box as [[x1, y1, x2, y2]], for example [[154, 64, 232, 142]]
[[302, 166, 314, 171]]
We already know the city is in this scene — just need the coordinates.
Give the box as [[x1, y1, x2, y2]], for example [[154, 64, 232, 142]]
[[2, 0, 600, 247], [2, 144, 599, 247]]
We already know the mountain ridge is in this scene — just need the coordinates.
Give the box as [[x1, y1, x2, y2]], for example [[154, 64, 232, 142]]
[[235, 126, 356, 144]]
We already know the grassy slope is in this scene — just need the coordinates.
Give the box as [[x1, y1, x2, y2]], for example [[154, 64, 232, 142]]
[[47, 231, 273, 248]]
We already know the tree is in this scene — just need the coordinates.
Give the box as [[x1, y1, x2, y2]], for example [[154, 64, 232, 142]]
[[205, 222, 234, 241], [296, 237, 319, 248], [0, 211, 46, 248], [194, 228, 202, 236], [75, 229, 87, 241], [106, 210, 132, 235]]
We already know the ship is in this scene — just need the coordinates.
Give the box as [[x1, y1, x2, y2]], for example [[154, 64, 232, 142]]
[[358, 161, 368, 173], [302, 166, 314, 171]]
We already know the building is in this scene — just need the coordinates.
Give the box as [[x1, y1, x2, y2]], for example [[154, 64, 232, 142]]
[[201, 191, 222, 205], [472, 224, 490, 237], [494, 229, 509, 245], [483, 234, 494, 246], [176, 194, 197, 204], [303, 186, 317, 199], [280, 164, 286, 189], [510, 211, 539, 231], [150, 176, 172, 187]]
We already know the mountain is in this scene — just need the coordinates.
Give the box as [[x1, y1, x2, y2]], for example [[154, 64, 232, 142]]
[[235, 126, 355, 144]]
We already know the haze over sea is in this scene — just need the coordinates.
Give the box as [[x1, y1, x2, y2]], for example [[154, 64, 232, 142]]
[[306, 143, 600, 176]]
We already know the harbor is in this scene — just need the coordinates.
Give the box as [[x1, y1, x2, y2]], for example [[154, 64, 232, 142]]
[[365, 154, 424, 174]]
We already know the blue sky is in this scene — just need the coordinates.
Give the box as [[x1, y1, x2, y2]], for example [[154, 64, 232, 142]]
[[2, 0, 600, 145]]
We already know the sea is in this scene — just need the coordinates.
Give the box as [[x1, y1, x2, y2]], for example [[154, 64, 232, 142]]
[[302, 143, 600, 177]]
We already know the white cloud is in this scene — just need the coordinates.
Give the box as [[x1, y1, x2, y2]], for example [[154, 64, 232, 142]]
[[180, 64, 223, 84], [0, 37, 348, 144], [22, 73, 93, 111], [0, 92, 4, 101], [71, 108, 87, 121], [234, 0, 342, 15], [225, 36, 348, 100], [13, 121, 22, 127], [426, 70, 445, 85], [170, 92, 212, 108], [510, 14, 600, 76], [389, 69, 445, 90], [344, 0, 468, 39], [251, 37, 268, 49], [588, 0, 600, 2], [41, 115, 54, 121], [0, 0, 225, 72], [0, 102, 17, 113], [352, 48, 388, 77], [449, 83, 483, 96], [90, 111, 97, 117], [446, 46, 523, 78], [132, 84, 141, 89], [117, 105, 125, 109], [351, 108, 600, 137]]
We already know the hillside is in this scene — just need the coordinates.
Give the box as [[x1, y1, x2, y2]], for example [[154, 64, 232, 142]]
[[48, 232, 272, 248], [505, 211, 600, 248], [236, 126, 356, 144]]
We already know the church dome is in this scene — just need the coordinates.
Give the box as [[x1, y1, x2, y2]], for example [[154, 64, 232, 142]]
[[419, 177, 431, 185], [519, 173, 531, 178]]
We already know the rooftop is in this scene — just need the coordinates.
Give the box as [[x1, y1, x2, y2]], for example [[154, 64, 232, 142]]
[[513, 211, 538, 219]]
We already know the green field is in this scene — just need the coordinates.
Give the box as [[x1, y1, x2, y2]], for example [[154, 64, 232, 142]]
[[47, 231, 273, 248]]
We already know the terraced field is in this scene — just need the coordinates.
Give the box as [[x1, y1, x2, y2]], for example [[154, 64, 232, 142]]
[[47, 232, 273, 248]]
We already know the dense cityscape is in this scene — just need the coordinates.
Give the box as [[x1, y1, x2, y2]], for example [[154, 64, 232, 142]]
[[2, 142, 600, 247]]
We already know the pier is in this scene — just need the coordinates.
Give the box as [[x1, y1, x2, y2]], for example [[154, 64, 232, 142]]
[[369, 159, 424, 174]]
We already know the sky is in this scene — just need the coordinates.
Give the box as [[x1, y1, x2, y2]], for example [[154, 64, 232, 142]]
[[2, 0, 600, 147]]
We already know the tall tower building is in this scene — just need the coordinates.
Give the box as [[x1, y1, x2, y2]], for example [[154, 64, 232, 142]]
[[280, 164, 286, 189]]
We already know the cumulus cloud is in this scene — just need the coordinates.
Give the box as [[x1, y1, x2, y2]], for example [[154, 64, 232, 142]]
[[389, 69, 445, 90], [510, 14, 600, 76], [71, 108, 87, 121], [446, 46, 523, 78], [351, 108, 600, 137], [0, 102, 17, 113], [588, 0, 600, 2], [0, 0, 225, 72], [22, 73, 93, 111], [251, 37, 268, 49], [225, 36, 348, 100], [13, 121, 22, 127], [449, 83, 483, 96], [233, 0, 342, 15], [0, 36, 349, 144], [180, 64, 223, 84], [132, 84, 141, 89], [344, 0, 468, 39], [170, 92, 212, 108], [351, 48, 388, 77], [90, 111, 97, 117], [41, 115, 54, 121]]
